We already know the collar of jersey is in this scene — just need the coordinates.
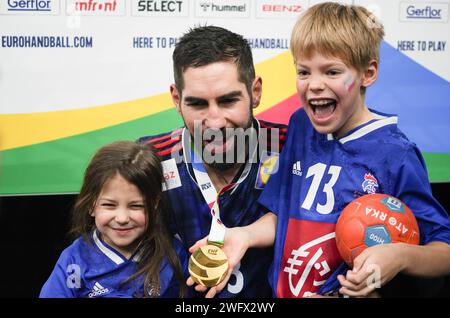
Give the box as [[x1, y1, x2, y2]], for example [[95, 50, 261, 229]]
[[92, 230, 141, 265], [326, 109, 398, 144], [181, 118, 260, 196]]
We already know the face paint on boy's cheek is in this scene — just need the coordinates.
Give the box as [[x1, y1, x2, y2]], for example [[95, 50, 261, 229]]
[[343, 74, 355, 93], [296, 81, 307, 94]]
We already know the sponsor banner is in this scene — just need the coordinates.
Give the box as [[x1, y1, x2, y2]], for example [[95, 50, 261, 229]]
[[0, 0, 449, 194], [1, 35, 93, 48], [399, 2, 449, 23], [194, 0, 250, 18], [356, 0, 449, 82], [65, 0, 126, 16], [246, 37, 289, 49], [131, 0, 189, 17], [0, 0, 61, 15], [255, 0, 308, 19]]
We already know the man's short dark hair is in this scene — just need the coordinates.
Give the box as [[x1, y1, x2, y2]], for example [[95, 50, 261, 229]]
[[173, 25, 255, 96]]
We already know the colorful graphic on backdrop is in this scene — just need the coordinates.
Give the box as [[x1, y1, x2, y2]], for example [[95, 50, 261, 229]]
[[0, 0, 449, 195]]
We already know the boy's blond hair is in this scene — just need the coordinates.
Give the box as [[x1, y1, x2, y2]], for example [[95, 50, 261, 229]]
[[290, 2, 385, 72]]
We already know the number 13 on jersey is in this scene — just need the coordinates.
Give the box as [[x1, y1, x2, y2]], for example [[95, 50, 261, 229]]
[[301, 163, 342, 215]]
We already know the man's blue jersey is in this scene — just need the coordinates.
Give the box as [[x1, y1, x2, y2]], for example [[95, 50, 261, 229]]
[[259, 108, 450, 298], [139, 119, 287, 297], [40, 231, 189, 298]]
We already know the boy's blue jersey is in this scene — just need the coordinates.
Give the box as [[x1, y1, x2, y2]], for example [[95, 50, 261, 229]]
[[40, 231, 189, 298], [139, 119, 287, 298], [259, 108, 450, 298]]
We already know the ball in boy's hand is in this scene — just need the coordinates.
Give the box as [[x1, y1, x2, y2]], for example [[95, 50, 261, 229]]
[[188, 244, 229, 287], [336, 193, 420, 266]]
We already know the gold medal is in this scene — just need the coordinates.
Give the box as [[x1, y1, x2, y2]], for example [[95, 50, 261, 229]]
[[187, 175, 231, 287], [188, 244, 229, 287]]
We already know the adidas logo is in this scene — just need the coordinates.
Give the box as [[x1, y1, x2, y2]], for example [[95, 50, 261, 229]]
[[88, 282, 110, 298], [292, 161, 302, 176]]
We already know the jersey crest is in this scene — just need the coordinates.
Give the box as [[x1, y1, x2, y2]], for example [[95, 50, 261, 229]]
[[362, 173, 379, 194], [255, 153, 279, 189]]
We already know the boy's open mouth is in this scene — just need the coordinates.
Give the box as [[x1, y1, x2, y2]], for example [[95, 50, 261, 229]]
[[309, 98, 337, 119]]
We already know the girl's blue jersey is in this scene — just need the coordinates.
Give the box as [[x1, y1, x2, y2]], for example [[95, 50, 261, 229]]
[[40, 231, 189, 298]]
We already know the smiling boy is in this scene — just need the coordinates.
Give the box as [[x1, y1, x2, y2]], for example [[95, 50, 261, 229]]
[[195, 3, 450, 298]]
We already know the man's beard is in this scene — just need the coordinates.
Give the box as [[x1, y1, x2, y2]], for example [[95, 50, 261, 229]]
[[189, 116, 254, 172], [206, 134, 247, 171], [202, 118, 252, 171]]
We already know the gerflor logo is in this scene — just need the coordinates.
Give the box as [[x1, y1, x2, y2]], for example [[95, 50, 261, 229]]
[[1, 0, 60, 15], [7, 0, 52, 11], [400, 2, 449, 23]]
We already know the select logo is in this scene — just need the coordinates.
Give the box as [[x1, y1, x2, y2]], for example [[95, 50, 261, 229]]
[[66, 0, 126, 16], [255, 0, 308, 19], [132, 0, 188, 17], [400, 2, 448, 22], [0, 0, 60, 15], [195, 0, 250, 18]]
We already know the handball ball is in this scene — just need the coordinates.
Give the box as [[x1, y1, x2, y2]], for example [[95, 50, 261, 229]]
[[188, 244, 229, 287], [335, 193, 420, 266]]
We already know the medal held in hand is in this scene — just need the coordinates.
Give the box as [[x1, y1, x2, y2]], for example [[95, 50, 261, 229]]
[[188, 185, 232, 287], [188, 243, 229, 287]]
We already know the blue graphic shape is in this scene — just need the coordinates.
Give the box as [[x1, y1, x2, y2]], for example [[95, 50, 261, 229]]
[[367, 41, 450, 153], [381, 197, 405, 213], [364, 225, 392, 247]]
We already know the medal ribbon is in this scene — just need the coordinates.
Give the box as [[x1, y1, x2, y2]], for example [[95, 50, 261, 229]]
[[190, 145, 236, 246], [183, 126, 256, 246]]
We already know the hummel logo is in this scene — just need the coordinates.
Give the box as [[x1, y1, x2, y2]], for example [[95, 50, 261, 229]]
[[292, 161, 302, 176], [88, 282, 110, 298]]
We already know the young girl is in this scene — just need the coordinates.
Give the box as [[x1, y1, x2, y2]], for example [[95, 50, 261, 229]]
[[40, 141, 189, 298]]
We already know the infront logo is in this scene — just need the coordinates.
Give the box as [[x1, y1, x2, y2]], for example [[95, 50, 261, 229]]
[[66, 0, 126, 16]]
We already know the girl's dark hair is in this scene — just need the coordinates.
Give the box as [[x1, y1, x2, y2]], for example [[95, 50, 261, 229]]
[[71, 140, 186, 297]]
